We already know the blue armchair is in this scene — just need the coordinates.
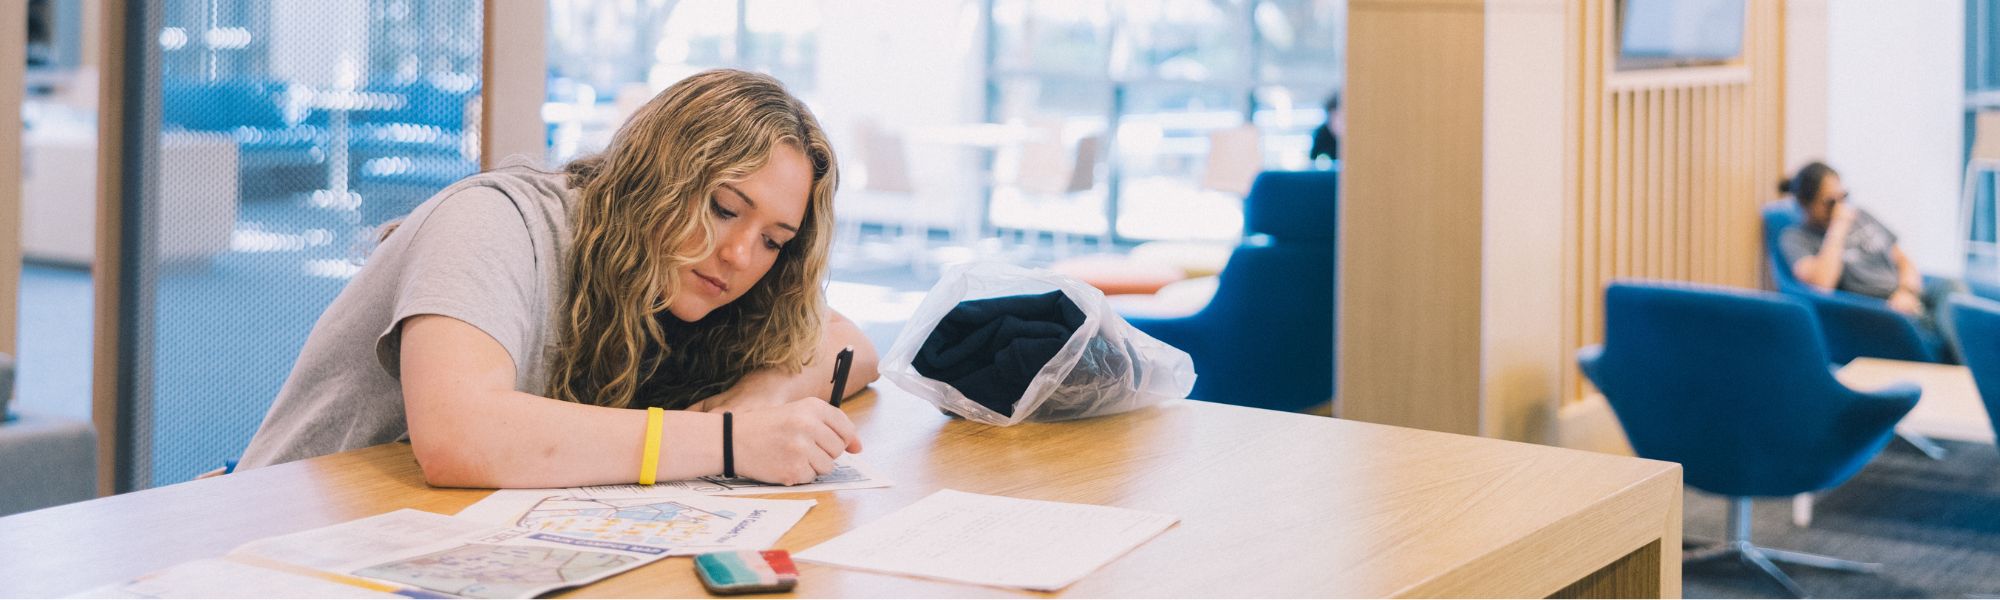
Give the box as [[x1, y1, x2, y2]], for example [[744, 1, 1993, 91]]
[[162, 78, 329, 200], [1948, 295, 2000, 439], [1762, 200, 1948, 364], [1125, 170, 1336, 413], [348, 78, 481, 225], [1580, 281, 1918, 598]]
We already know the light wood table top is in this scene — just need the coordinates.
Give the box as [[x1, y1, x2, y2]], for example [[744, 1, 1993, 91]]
[[0, 386, 1682, 598], [1838, 358, 1997, 444]]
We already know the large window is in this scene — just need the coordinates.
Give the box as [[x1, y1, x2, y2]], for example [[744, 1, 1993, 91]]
[[1969, 0, 2000, 265], [545, 0, 1342, 246], [115, 0, 482, 489], [989, 0, 1343, 242], [545, 0, 821, 162]]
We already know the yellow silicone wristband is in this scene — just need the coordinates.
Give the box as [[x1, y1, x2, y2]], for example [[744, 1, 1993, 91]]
[[639, 407, 664, 485]]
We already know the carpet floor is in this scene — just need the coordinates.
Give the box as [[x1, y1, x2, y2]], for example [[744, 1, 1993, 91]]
[[1684, 440, 2000, 598]]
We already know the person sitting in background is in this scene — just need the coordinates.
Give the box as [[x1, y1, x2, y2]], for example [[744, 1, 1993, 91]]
[[1779, 161, 1964, 342], [1310, 93, 1340, 163]]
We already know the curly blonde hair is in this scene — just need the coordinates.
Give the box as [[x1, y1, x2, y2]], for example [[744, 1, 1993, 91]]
[[550, 69, 838, 409]]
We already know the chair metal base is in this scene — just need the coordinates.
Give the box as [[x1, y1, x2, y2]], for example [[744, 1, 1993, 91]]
[[1687, 498, 1882, 598], [1686, 541, 1881, 598], [1898, 430, 1949, 460]]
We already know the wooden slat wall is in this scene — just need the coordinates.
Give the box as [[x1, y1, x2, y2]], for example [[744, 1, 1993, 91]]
[[1562, 0, 1786, 404]]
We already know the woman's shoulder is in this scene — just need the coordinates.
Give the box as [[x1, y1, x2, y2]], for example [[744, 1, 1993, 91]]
[[401, 166, 573, 242]]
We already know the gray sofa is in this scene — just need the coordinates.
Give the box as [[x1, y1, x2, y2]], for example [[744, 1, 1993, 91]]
[[0, 411, 96, 517]]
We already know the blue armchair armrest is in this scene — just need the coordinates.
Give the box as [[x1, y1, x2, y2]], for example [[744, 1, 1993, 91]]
[[1792, 288, 1942, 364], [1830, 380, 1921, 460], [1844, 380, 1922, 413], [1576, 344, 1605, 385]]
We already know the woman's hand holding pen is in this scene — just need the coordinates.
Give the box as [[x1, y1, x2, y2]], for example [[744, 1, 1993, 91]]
[[732, 397, 863, 485]]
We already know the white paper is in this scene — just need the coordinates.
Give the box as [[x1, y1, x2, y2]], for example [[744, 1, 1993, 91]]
[[458, 455, 889, 522], [795, 489, 1179, 591], [80, 509, 691, 599], [455, 494, 816, 556], [234, 509, 508, 572], [68, 558, 404, 599]]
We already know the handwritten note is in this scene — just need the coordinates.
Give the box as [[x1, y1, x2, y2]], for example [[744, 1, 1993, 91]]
[[794, 489, 1178, 591]]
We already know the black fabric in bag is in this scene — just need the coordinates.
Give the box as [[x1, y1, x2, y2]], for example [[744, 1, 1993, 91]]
[[912, 290, 1087, 417]]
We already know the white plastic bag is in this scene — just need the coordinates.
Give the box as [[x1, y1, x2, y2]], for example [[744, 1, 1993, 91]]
[[882, 261, 1198, 426]]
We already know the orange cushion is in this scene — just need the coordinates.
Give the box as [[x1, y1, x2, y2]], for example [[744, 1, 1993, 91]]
[[1050, 255, 1186, 296]]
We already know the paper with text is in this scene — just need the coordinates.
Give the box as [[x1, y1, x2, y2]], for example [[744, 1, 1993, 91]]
[[453, 494, 815, 556], [457, 455, 887, 524], [794, 489, 1179, 591]]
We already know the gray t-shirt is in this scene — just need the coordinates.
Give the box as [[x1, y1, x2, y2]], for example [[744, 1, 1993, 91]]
[[1778, 208, 1901, 299], [238, 166, 575, 469]]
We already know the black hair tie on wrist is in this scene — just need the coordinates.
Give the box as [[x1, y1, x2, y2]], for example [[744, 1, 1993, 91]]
[[721, 411, 735, 478]]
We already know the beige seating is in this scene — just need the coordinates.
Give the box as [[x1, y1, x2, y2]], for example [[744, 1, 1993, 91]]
[[22, 125, 240, 266], [1131, 240, 1235, 278], [1201, 124, 1263, 197], [1049, 253, 1185, 296], [21, 123, 95, 265], [1002, 125, 1106, 258], [837, 119, 928, 267]]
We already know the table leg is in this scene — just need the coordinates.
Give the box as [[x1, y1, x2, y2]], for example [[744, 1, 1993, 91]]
[[1552, 477, 1681, 599], [1551, 540, 1665, 599]]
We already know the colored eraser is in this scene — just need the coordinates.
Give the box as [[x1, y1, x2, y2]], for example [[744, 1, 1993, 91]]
[[694, 549, 798, 594]]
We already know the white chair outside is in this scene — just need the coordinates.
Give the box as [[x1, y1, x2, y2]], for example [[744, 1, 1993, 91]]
[[1003, 126, 1107, 260]]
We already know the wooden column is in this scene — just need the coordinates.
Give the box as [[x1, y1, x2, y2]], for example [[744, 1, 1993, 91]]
[[481, 0, 547, 168], [1340, 0, 1492, 436], [0, 1, 25, 360], [1342, 0, 1785, 444], [92, 0, 129, 496]]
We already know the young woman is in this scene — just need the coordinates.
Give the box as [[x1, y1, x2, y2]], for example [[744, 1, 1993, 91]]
[[238, 69, 880, 489]]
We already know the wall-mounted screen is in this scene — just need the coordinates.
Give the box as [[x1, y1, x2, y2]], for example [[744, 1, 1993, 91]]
[[1619, 0, 1746, 69]]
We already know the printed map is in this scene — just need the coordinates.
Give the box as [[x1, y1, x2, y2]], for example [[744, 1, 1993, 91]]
[[355, 543, 636, 599], [515, 497, 733, 548]]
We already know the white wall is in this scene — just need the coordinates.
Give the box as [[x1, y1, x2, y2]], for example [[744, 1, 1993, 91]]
[[1482, 0, 1567, 442], [1823, 0, 1965, 276], [1784, 0, 1828, 173]]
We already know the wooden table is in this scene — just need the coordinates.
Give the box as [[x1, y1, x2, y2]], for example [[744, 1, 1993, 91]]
[[1838, 358, 1996, 444], [0, 386, 1683, 598]]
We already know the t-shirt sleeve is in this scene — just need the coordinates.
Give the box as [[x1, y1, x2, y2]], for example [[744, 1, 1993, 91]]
[[1778, 226, 1818, 270], [374, 187, 542, 380]]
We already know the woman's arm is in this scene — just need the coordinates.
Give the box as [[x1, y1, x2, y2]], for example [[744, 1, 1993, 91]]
[[1886, 246, 1925, 315], [1793, 204, 1857, 291], [1891, 246, 1924, 295], [700, 309, 882, 412], [400, 315, 860, 489]]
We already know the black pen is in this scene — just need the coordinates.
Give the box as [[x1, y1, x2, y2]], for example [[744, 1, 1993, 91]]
[[829, 345, 854, 408]]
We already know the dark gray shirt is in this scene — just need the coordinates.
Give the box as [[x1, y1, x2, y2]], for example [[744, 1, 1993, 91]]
[[239, 166, 575, 469], [1778, 208, 1901, 299]]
